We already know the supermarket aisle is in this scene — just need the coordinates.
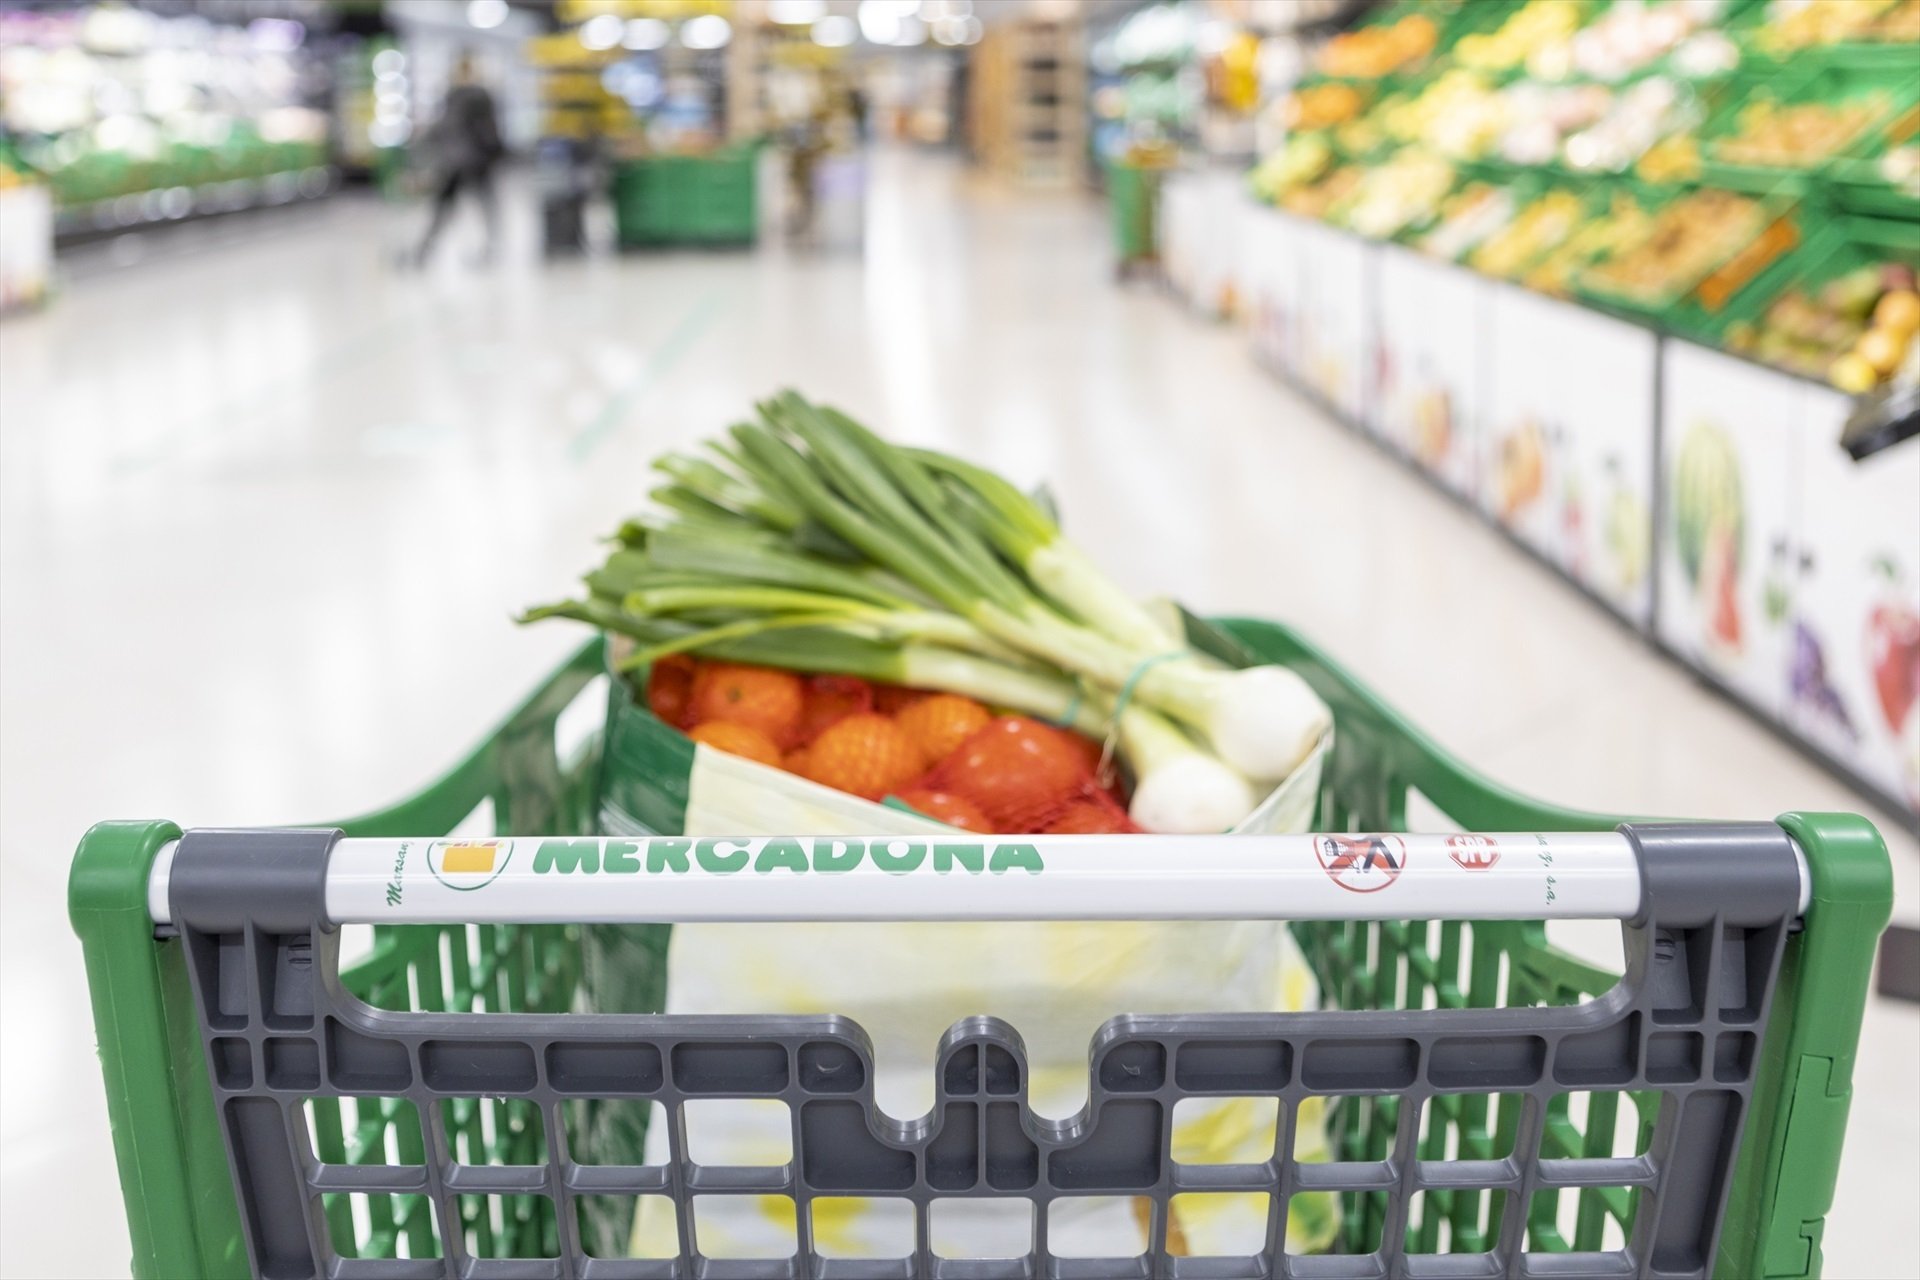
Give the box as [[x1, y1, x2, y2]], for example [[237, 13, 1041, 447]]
[[1, 151, 1914, 1277]]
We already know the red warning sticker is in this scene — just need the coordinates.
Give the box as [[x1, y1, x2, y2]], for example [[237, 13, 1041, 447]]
[[1315, 835, 1408, 894], [1446, 835, 1501, 871]]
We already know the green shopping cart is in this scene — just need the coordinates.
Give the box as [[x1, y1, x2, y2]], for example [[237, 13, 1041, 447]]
[[68, 618, 1892, 1279]]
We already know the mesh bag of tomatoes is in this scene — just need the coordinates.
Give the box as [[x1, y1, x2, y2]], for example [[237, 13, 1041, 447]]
[[646, 655, 1139, 836]]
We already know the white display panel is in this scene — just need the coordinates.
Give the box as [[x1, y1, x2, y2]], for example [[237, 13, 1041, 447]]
[[1243, 206, 1301, 376], [1483, 283, 1658, 624], [1658, 341, 1804, 719], [1373, 246, 1485, 497], [1161, 171, 1248, 322], [1791, 390, 1920, 813], [1293, 218, 1373, 423]]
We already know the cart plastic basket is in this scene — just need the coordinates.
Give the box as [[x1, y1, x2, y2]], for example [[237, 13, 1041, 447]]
[[68, 618, 1893, 1280]]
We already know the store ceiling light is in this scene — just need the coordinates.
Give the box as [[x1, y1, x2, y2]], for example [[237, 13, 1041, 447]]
[[812, 14, 856, 47], [466, 0, 508, 31], [579, 14, 624, 51], [931, 15, 980, 45], [624, 18, 670, 50], [857, 0, 916, 45], [681, 14, 732, 49], [769, 0, 828, 24]]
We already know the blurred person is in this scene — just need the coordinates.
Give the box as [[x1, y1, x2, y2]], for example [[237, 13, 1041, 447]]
[[847, 84, 870, 144], [412, 53, 504, 267]]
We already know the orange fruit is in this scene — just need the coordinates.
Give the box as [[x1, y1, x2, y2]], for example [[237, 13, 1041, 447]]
[[798, 674, 874, 744], [1043, 798, 1133, 835], [645, 654, 698, 728], [894, 693, 992, 767], [688, 721, 782, 768], [689, 662, 805, 747], [801, 713, 923, 801], [896, 788, 995, 833]]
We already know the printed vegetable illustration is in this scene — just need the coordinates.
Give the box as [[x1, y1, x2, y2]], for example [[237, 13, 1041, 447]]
[[1674, 421, 1743, 588], [1790, 621, 1855, 740], [1412, 387, 1451, 468], [1495, 419, 1546, 520], [1673, 420, 1745, 653], [1604, 472, 1649, 595], [1866, 585, 1920, 738]]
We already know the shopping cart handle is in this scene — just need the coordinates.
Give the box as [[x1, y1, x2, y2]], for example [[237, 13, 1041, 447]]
[[148, 827, 1811, 928]]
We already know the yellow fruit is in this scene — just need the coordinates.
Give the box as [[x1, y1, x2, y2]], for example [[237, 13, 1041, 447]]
[[1828, 352, 1878, 395], [1856, 327, 1906, 376], [1873, 289, 1920, 336]]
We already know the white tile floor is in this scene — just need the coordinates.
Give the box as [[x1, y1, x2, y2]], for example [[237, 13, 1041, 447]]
[[1, 150, 1914, 1278]]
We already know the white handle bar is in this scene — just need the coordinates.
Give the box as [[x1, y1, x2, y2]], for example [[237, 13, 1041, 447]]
[[145, 831, 1810, 927]]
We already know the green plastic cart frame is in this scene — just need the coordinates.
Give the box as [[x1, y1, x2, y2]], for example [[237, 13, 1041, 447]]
[[69, 618, 1892, 1278]]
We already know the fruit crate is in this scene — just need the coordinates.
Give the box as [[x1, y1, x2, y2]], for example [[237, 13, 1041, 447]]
[[1826, 99, 1920, 221], [1697, 60, 1917, 196], [1698, 213, 1920, 382], [1463, 179, 1613, 282], [67, 620, 1894, 1279], [1570, 183, 1800, 330]]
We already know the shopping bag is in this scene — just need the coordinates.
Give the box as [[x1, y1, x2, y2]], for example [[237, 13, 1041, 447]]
[[587, 616, 1340, 1258]]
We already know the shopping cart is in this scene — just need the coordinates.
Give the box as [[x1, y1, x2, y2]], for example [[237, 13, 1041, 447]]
[[68, 618, 1892, 1279]]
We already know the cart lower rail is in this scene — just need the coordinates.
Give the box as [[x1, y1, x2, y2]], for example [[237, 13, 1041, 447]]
[[67, 627, 1894, 1280]]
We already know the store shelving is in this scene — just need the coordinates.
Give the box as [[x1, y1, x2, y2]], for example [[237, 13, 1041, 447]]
[[0, 3, 335, 242], [972, 16, 1085, 190]]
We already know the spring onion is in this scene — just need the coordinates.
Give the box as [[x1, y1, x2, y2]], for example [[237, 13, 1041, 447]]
[[522, 389, 1331, 830]]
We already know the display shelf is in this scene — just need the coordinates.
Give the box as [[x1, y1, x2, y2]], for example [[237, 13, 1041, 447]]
[[1179, 189, 1919, 825], [1249, 0, 1920, 405]]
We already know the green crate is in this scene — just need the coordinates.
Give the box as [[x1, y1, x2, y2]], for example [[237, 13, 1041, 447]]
[[1572, 183, 1800, 327], [69, 621, 1892, 1277], [1463, 179, 1610, 281], [1700, 213, 1920, 378], [1827, 97, 1920, 220], [612, 148, 759, 248], [1106, 157, 1164, 264], [1698, 60, 1917, 195]]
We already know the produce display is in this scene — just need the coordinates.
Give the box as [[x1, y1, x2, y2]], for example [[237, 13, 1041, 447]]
[[1256, 0, 1918, 397], [525, 392, 1333, 835], [1316, 11, 1440, 79], [1751, 0, 1920, 52], [0, 5, 330, 222], [1469, 188, 1589, 277], [1729, 260, 1920, 390], [1577, 188, 1765, 307], [1712, 96, 1890, 168]]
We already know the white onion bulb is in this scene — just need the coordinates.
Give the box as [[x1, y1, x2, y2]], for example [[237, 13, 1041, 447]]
[[1205, 665, 1333, 782], [1129, 754, 1259, 834]]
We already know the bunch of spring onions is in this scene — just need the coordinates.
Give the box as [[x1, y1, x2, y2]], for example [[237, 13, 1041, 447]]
[[521, 390, 1331, 833]]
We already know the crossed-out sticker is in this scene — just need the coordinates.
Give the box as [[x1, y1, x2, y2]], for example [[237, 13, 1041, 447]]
[[426, 839, 515, 891], [1314, 834, 1407, 893]]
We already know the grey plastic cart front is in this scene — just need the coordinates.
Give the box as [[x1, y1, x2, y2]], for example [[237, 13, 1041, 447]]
[[161, 822, 1802, 1280]]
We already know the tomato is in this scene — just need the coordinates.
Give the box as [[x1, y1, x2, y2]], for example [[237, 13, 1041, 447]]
[[896, 788, 995, 833], [645, 655, 698, 728], [1042, 798, 1135, 835], [934, 717, 1092, 829]]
